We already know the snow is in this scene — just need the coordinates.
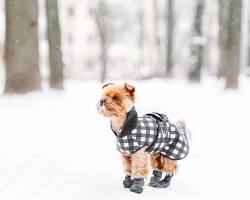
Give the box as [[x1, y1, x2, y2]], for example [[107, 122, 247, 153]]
[[191, 36, 207, 45], [0, 78, 250, 200]]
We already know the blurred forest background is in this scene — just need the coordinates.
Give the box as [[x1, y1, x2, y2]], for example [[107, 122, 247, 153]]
[[0, 0, 249, 94]]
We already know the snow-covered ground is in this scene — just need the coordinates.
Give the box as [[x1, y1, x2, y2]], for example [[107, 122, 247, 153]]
[[0, 78, 250, 200]]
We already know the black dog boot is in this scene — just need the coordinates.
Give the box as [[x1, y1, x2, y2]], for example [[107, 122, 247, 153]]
[[158, 174, 173, 188], [130, 178, 144, 194], [148, 170, 162, 187], [123, 175, 132, 188]]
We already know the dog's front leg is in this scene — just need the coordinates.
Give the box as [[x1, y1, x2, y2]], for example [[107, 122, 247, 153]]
[[121, 155, 133, 188], [130, 147, 149, 193]]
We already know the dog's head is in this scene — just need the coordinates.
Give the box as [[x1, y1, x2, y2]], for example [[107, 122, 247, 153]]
[[97, 82, 135, 118]]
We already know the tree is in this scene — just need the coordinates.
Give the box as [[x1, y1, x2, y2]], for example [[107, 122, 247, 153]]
[[248, 15, 250, 70], [4, 0, 41, 94], [188, 0, 205, 82], [46, 0, 64, 89], [153, 0, 161, 75], [137, 8, 145, 77], [166, 0, 174, 77], [91, 0, 108, 83], [218, 0, 242, 89], [218, 0, 230, 78]]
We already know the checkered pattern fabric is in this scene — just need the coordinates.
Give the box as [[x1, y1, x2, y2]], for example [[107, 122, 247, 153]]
[[116, 112, 189, 160]]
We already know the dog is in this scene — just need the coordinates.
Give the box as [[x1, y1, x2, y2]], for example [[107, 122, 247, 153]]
[[97, 82, 189, 194]]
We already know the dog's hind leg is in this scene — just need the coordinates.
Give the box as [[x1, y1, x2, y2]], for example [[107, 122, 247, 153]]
[[159, 156, 178, 188], [150, 153, 163, 171], [149, 153, 163, 187], [161, 156, 178, 175], [149, 154, 178, 188]]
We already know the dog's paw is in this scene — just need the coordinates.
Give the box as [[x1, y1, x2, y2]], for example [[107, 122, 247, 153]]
[[123, 175, 132, 188], [148, 170, 162, 188], [148, 174, 172, 188], [148, 181, 161, 188], [129, 178, 144, 194], [148, 177, 159, 188], [148, 180, 170, 188], [130, 184, 143, 194]]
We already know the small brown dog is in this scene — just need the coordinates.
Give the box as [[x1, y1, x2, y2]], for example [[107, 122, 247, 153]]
[[97, 82, 189, 193]]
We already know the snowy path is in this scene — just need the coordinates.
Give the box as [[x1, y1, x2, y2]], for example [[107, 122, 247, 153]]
[[0, 79, 250, 200]]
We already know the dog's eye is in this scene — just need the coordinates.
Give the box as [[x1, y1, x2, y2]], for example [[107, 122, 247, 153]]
[[112, 95, 118, 101]]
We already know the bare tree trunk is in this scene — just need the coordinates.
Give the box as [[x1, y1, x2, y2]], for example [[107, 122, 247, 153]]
[[189, 0, 205, 82], [225, 0, 242, 89], [248, 11, 250, 72], [92, 0, 107, 83], [153, 0, 161, 75], [137, 9, 144, 76], [4, 0, 41, 94], [46, 0, 64, 89], [248, 16, 250, 69], [100, 36, 107, 83], [166, 0, 174, 77], [218, 0, 242, 89], [218, 0, 230, 78]]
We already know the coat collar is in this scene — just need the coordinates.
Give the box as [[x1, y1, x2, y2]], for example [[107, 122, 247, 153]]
[[111, 106, 138, 138]]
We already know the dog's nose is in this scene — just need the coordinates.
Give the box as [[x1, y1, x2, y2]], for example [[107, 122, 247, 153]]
[[100, 99, 105, 106]]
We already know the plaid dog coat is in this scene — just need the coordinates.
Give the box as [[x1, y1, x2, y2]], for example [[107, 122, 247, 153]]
[[111, 107, 189, 160]]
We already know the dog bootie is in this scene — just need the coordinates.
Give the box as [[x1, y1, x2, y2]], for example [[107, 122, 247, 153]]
[[130, 178, 144, 194], [158, 174, 173, 188], [123, 175, 132, 188], [148, 170, 162, 187]]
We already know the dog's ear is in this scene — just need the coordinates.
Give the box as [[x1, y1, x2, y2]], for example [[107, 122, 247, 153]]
[[124, 82, 135, 95], [102, 83, 114, 89]]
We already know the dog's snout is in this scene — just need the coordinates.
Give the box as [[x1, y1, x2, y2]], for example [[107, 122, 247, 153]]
[[100, 99, 105, 106]]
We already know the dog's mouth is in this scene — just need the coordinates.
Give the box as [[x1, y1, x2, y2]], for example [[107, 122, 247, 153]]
[[97, 102, 106, 113], [97, 103, 111, 115], [97, 102, 121, 117]]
